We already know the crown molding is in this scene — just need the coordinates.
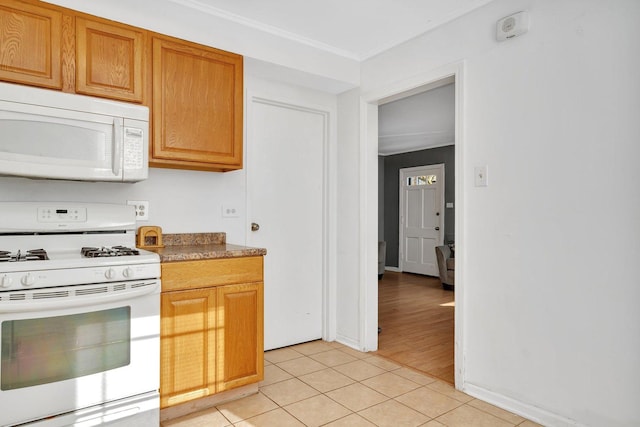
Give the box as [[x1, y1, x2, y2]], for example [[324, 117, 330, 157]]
[[166, 0, 361, 60]]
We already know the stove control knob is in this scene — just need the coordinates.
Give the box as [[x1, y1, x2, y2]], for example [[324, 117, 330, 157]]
[[1, 275, 13, 288], [123, 267, 134, 278], [21, 273, 35, 287], [105, 268, 116, 279]]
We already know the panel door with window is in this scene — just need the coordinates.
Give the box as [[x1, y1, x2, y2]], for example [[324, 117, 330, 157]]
[[400, 164, 444, 276]]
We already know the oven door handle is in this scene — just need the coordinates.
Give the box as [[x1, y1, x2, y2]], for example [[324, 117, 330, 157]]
[[0, 282, 160, 313]]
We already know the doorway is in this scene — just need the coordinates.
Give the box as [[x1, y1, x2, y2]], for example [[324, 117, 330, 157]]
[[370, 64, 463, 387]]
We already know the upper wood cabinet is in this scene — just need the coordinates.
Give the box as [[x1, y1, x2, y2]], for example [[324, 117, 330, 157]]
[[1, 0, 244, 172], [75, 17, 146, 102], [0, 0, 63, 89], [151, 36, 243, 171]]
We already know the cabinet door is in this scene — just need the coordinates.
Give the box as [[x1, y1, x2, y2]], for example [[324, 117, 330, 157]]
[[75, 17, 145, 102], [217, 282, 264, 391], [0, 0, 62, 88], [160, 289, 217, 408], [151, 36, 243, 171]]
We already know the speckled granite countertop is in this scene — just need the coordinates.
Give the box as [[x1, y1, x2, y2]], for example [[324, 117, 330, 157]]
[[143, 232, 266, 263]]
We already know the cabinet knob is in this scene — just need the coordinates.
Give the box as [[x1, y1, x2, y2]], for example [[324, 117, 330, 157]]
[[251, 222, 260, 232]]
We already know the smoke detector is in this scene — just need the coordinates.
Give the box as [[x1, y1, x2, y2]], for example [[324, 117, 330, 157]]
[[497, 11, 529, 41]]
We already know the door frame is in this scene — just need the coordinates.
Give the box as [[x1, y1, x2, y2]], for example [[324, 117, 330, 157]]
[[245, 89, 337, 345], [360, 61, 465, 389], [398, 163, 445, 274]]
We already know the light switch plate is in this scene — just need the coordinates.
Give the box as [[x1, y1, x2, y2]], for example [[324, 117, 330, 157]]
[[475, 166, 488, 187]]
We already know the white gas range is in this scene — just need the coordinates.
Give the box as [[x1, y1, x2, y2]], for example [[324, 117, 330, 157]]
[[0, 202, 160, 427]]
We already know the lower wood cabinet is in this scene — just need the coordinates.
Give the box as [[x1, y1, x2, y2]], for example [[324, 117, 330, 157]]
[[160, 288, 217, 408], [216, 282, 263, 391], [160, 256, 264, 409]]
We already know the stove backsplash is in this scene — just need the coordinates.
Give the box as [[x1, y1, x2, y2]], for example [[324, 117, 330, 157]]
[[0, 168, 247, 244]]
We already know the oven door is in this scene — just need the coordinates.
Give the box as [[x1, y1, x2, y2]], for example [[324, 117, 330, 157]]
[[0, 280, 160, 426]]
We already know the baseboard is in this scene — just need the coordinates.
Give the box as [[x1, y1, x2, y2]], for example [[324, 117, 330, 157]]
[[384, 266, 401, 272], [160, 383, 259, 422], [462, 382, 583, 427], [335, 334, 366, 352]]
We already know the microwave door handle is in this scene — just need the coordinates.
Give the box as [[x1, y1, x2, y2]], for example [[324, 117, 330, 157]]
[[112, 117, 123, 176]]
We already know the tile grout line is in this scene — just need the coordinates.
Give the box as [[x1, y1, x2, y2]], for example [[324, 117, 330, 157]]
[[165, 341, 540, 427], [263, 349, 466, 414], [260, 350, 455, 427]]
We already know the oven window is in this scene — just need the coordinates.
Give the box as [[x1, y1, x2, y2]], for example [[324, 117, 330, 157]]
[[1, 307, 131, 390]]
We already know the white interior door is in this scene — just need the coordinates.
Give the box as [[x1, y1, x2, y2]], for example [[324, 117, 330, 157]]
[[399, 164, 444, 276], [246, 95, 326, 350]]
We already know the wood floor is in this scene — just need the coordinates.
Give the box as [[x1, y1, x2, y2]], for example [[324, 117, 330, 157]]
[[374, 271, 455, 384]]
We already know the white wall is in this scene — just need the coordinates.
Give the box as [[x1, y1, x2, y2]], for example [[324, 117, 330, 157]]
[[335, 88, 362, 348], [0, 167, 248, 243], [0, 62, 339, 246], [361, 1, 640, 426]]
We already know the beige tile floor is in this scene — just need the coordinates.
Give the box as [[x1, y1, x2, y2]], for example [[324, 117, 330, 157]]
[[162, 340, 543, 427]]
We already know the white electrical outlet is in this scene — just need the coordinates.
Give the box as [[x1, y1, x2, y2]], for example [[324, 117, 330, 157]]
[[127, 200, 149, 220], [222, 204, 240, 218]]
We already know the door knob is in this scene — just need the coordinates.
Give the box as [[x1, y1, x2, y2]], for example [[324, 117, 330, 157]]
[[251, 222, 260, 231]]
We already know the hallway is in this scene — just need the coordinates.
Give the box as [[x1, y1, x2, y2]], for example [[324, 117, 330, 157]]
[[375, 271, 455, 384]]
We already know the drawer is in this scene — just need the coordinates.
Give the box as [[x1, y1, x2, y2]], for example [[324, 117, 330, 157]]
[[161, 256, 263, 292]]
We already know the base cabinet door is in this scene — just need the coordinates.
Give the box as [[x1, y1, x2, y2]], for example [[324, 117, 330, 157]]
[[160, 256, 264, 409], [160, 288, 217, 409], [217, 282, 264, 392], [0, 0, 63, 89]]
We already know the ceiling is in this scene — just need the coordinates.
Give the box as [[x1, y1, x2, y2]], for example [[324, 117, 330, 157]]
[[169, 0, 495, 60], [378, 82, 455, 156], [169, 0, 466, 155]]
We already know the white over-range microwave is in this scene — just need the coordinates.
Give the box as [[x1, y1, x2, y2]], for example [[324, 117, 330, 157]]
[[0, 82, 149, 182]]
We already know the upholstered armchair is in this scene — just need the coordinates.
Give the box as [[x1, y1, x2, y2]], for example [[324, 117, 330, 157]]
[[435, 245, 454, 290]]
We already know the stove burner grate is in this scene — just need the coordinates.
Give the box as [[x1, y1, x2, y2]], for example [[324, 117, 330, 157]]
[[81, 246, 140, 258], [0, 249, 49, 262]]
